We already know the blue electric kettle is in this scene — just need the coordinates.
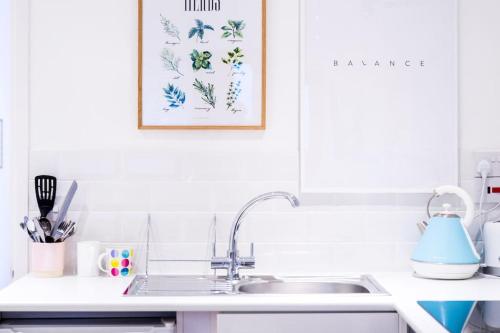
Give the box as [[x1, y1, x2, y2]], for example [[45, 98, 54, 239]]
[[411, 185, 480, 279]]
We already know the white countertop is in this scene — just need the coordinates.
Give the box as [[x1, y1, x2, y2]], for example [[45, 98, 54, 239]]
[[375, 273, 500, 333], [0, 272, 499, 333]]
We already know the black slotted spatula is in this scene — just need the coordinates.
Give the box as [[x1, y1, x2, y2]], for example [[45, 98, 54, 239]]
[[35, 175, 57, 237]]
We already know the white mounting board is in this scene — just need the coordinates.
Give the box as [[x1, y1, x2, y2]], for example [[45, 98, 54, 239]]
[[300, 0, 458, 194]]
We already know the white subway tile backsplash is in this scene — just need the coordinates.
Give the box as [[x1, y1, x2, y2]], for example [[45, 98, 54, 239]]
[[210, 181, 299, 212], [148, 242, 213, 262], [363, 212, 400, 242], [229, 212, 310, 243], [149, 212, 215, 243], [29, 150, 59, 179], [75, 212, 123, 243], [179, 152, 246, 182], [363, 210, 424, 242], [239, 152, 299, 182], [149, 182, 214, 211], [332, 243, 397, 272], [397, 212, 425, 242], [305, 211, 365, 243], [29, 145, 426, 274], [394, 242, 417, 271], [147, 261, 211, 276], [122, 150, 181, 181], [85, 181, 151, 212], [118, 212, 149, 243], [57, 150, 121, 181], [121, 150, 298, 183], [395, 193, 433, 208], [253, 243, 336, 275]]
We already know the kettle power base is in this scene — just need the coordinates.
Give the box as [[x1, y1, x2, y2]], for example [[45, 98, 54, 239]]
[[411, 261, 480, 280], [482, 266, 500, 277]]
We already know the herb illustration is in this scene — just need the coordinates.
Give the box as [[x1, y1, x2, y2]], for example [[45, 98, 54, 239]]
[[160, 15, 180, 42], [188, 19, 214, 42], [163, 84, 186, 109], [190, 50, 213, 71], [221, 20, 246, 40], [160, 48, 183, 77], [226, 81, 242, 113], [222, 47, 244, 73], [193, 79, 216, 109]]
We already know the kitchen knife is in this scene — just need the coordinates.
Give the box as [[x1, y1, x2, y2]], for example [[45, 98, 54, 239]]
[[51, 180, 78, 237]]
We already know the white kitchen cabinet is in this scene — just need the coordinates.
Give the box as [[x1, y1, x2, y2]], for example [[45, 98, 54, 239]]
[[217, 312, 399, 333], [0, 315, 176, 333]]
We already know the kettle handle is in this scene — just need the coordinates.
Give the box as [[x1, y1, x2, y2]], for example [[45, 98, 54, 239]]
[[433, 185, 475, 228]]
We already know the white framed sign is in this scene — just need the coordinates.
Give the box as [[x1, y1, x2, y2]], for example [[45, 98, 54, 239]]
[[300, 0, 458, 193], [138, 0, 266, 130]]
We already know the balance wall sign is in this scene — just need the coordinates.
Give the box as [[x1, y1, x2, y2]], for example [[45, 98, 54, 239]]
[[300, 0, 458, 193]]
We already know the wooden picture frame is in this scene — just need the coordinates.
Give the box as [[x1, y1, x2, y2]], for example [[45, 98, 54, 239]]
[[138, 0, 266, 130]]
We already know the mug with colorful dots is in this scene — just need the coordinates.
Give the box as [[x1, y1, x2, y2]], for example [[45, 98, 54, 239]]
[[97, 247, 135, 277]]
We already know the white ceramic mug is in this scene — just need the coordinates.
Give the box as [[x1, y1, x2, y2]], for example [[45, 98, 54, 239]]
[[97, 246, 135, 277], [77, 241, 101, 277]]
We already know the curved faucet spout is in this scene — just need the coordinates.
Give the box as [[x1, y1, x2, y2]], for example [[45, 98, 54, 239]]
[[222, 191, 300, 280], [229, 192, 299, 254]]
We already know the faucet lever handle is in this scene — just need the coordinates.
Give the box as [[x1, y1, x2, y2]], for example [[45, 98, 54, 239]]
[[238, 256, 255, 269], [211, 256, 231, 270], [238, 243, 256, 269]]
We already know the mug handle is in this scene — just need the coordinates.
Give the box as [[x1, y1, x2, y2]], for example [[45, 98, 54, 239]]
[[97, 253, 107, 273]]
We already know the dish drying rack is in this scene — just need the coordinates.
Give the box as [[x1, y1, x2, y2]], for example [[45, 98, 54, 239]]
[[144, 214, 218, 277]]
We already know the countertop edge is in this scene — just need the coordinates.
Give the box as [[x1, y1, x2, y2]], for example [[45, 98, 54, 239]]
[[2, 272, 500, 333]]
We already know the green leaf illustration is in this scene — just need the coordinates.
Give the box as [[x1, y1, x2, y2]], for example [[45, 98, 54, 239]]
[[221, 20, 246, 39], [189, 19, 214, 42], [226, 80, 242, 113], [163, 84, 186, 108], [222, 47, 245, 72], [160, 15, 181, 41], [160, 48, 183, 77], [190, 50, 212, 71], [193, 79, 216, 109]]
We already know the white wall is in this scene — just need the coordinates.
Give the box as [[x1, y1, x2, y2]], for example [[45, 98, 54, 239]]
[[25, 0, 500, 275], [459, 1, 500, 179], [0, 0, 12, 287]]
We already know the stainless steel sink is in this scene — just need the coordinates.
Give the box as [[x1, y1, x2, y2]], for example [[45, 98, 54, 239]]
[[237, 276, 384, 295], [237, 281, 369, 294], [123, 275, 236, 296], [124, 275, 388, 296]]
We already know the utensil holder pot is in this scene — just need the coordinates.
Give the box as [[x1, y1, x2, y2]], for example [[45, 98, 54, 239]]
[[30, 242, 65, 277]]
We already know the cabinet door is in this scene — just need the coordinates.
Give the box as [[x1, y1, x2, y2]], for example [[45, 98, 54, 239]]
[[217, 312, 399, 333]]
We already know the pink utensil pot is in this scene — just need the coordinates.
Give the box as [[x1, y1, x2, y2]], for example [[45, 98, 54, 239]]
[[30, 242, 65, 277]]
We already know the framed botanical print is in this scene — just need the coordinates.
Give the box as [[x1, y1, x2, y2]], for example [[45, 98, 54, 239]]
[[138, 0, 266, 130]]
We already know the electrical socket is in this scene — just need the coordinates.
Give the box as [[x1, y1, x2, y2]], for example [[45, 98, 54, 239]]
[[472, 151, 500, 204], [473, 151, 500, 178]]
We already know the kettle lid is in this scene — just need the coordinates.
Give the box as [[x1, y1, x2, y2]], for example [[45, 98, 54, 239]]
[[426, 186, 475, 228], [433, 203, 460, 219]]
